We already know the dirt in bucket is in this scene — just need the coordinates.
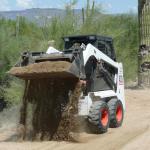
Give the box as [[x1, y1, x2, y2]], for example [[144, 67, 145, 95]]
[[8, 61, 73, 79]]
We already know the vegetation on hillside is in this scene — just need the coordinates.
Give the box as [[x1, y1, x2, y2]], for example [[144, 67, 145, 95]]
[[0, 0, 138, 105]]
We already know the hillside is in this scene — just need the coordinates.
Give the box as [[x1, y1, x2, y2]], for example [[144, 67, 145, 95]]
[[0, 8, 82, 25]]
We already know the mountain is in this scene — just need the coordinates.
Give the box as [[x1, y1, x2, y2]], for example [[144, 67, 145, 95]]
[[0, 8, 82, 23]]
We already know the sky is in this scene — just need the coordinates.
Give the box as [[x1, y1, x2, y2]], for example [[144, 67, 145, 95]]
[[0, 0, 138, 14]]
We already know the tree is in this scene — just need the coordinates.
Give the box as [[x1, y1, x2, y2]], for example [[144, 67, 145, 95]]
[[138, 0, 150, 86]]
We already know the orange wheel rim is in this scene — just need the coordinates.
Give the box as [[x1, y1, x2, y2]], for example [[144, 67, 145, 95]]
[[116, 104, 123, 122], [101, 108, 109, 126]]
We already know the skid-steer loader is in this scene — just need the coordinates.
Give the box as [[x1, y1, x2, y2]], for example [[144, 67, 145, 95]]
[[9, 35, 125, 138]]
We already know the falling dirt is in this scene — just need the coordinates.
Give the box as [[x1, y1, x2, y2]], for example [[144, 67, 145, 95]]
[[18, 78, 82, 141], [8, 61, 83, 141]]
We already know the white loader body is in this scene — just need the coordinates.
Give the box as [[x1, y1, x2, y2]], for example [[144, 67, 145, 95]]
[[78, 44, 125, 116]]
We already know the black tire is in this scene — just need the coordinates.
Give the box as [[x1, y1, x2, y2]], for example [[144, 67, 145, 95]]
[[88, 101, 110, 134], [108, 99, 124, 128]]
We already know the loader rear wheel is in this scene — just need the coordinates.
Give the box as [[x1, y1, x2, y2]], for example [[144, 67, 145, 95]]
[[108, 99, 124, 128], [88, 101, 110, 134]]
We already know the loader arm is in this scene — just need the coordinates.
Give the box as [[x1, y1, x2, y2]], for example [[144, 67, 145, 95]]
[[83, 44, 119, 69]]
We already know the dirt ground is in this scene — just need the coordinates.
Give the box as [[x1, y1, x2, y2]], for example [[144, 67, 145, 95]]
[[0, 89, 150, 150]]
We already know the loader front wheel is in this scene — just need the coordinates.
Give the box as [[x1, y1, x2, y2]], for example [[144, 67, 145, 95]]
[[108, 99, 124, 128], [88, 101, 110, 134]]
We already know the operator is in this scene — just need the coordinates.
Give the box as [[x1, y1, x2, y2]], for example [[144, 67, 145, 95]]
[[46, 40, 62, 54], [72, 42, 81, 49]]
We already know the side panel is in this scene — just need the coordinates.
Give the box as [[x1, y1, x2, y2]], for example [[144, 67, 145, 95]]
[[116, 63, 125, 110], [78, 95, 92, 116]]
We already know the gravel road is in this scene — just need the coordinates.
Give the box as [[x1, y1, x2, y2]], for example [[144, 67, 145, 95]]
[[0, 89, 150, 150]]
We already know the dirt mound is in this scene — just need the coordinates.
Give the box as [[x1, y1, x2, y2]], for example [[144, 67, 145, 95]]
[[8, 61, 73, 79], [18, 78, 82, 141]]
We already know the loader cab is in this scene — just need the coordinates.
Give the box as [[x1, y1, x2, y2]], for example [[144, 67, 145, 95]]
[[63, 35, 116, 61], [63, 35, 117, 93]]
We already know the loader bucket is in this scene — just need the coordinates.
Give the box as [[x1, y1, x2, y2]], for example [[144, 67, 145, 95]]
[[8, 61, 80, 80]]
